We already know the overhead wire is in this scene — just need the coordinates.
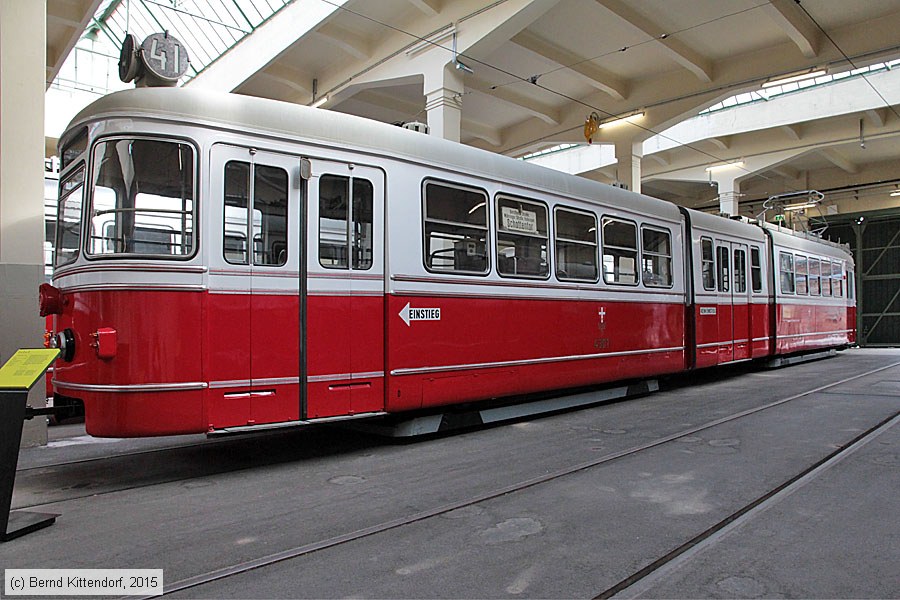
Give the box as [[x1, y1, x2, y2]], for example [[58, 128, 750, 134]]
[[490, 1, 771, 91], [316, 0, 796, 191], [794, 0, 900, 123], [316, 0, 895, 202]]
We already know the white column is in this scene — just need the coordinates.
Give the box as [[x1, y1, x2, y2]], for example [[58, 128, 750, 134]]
[[715, 177, 740, 216], [614, 140, 642, 193], [1, 0, 48, 447], [424, 66, 464, 142]]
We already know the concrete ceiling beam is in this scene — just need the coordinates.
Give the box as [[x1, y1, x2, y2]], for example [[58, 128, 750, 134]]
[[593, 0, 713, 82], [256, 63, 313, 96], [464, 120, 503, 147], [46, 0, 103, 86], [646, 152, 670, 167], [781, 124, 803, 140], [189, 0, 348, 91], [406, 0, 441, 17], [771, 165, 802, 180], [708, 136, 730, 151], [467, 79, 562, 125], [761, 0, 820, 58], [511, 30, 627, 100], [866, 108, 887, 128], [316, 24, 371, 61], [819, 147, 859, 173]]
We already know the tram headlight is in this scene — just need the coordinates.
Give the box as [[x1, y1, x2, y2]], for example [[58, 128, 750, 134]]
[[54, 328, 76, 362]]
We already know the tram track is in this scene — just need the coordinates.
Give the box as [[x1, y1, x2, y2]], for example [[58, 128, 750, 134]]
[[595, 411, 900, 599], [142, 360, 900, 599]]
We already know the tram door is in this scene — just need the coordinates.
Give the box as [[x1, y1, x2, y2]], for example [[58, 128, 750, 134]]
[[305, 160, 385, 419], [207, 145, 302, 428], [732, 243, 751, 361], [715, 240, 751, 364], [715, 241, 734, 363]]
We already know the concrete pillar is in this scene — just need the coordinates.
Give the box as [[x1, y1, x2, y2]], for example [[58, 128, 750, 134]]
[[1, 0, 49, 447], [614, 141, 642, 193], [424, 66, 464, 143], [715, 177, 740, 216]]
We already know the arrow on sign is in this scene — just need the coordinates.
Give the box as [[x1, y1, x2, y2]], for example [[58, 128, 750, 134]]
[[400, 302, 411, 327], [398, 302, 441, 327]]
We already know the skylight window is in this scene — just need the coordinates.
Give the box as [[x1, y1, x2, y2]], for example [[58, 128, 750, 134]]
[[700, 58, 900, 115]]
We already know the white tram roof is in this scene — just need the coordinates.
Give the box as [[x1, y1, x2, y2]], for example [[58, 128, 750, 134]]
[[684, 208, 768, 243], [762, 222, 853, 261], [67, 88, 681, 223]]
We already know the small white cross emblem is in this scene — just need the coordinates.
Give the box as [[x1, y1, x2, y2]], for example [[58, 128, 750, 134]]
[[598, 307, 606, 324]]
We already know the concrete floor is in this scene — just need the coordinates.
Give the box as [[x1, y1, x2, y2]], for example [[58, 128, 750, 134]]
[[2, 347, 899, 599]]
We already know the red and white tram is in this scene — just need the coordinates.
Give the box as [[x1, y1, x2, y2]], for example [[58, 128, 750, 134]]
[[40, 88, 855, 437]]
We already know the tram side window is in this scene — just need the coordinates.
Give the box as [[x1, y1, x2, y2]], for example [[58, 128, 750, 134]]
[[319, 175, 374, 270], [223, 161, 288, 267], [496, 196, 549, 279], [795, 255, 808, 295], [734, 248, 747, 293], [750, 246, 763, 293], [700, 237, 715, 291], [716, 246, 730, 292], [423, 182, 489, 274], [641, 226, 672, 287], [808, 257, 821, 296], [848, 270, 855, 300], [602, 217, 638, 285], [555, 207, 598, 282], [253, 165, 288, 266], [822, 259, 832, 297], [224, 161, 250, 264], [60, 127, 87, 170], [780, 252, 795, 294], [55, 166, 85, 267], [833, 261, 843, 297]]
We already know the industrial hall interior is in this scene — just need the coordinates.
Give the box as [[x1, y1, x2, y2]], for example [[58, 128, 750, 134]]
[[0, 0, 899, 598]]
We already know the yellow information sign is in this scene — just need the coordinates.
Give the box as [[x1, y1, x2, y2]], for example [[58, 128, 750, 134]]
[[0, 349, 60, 391]]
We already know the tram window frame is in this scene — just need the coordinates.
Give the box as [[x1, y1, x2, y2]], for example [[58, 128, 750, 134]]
[[222, 160, 288, 268], [795, 254, 808, 295], [60, 127, 88, 171], [750, 246, 763, 293], [848, 269, 855, 300], [832, 261, 843, 297], [733, 248, 747, 294], [822, 259, 833, 297], [86, 136, 197, 261], [716, 245, 730, 293], [554, 206, 598, 283], [601, 216, 639, 286], [55, 164, 86, 268], [495, 194, 550, 280], [318, 174, 374, 270], [808, 257, 821, 296], [640, 225, 673, 288], [422, 180, 490, 276], [780, 251, 795, 294], [700, 237, 715, 291]]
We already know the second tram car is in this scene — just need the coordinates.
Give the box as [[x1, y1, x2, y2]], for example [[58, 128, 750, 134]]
[[41, 88, 856, 437]]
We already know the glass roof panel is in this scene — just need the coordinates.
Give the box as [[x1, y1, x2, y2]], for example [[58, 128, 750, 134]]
[[47, 0, 290, 139]]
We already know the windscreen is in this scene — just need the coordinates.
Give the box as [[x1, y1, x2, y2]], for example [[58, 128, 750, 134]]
[[88, 138, 195, 258]]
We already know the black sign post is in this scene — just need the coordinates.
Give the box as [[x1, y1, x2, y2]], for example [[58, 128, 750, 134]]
[[0, 349, 60, 541]]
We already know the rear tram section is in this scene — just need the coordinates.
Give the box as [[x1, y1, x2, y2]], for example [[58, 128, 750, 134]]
[[40, 89, 855, 438]]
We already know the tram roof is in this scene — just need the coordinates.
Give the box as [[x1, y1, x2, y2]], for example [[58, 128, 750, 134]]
[[68, 87, 680, 222]]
